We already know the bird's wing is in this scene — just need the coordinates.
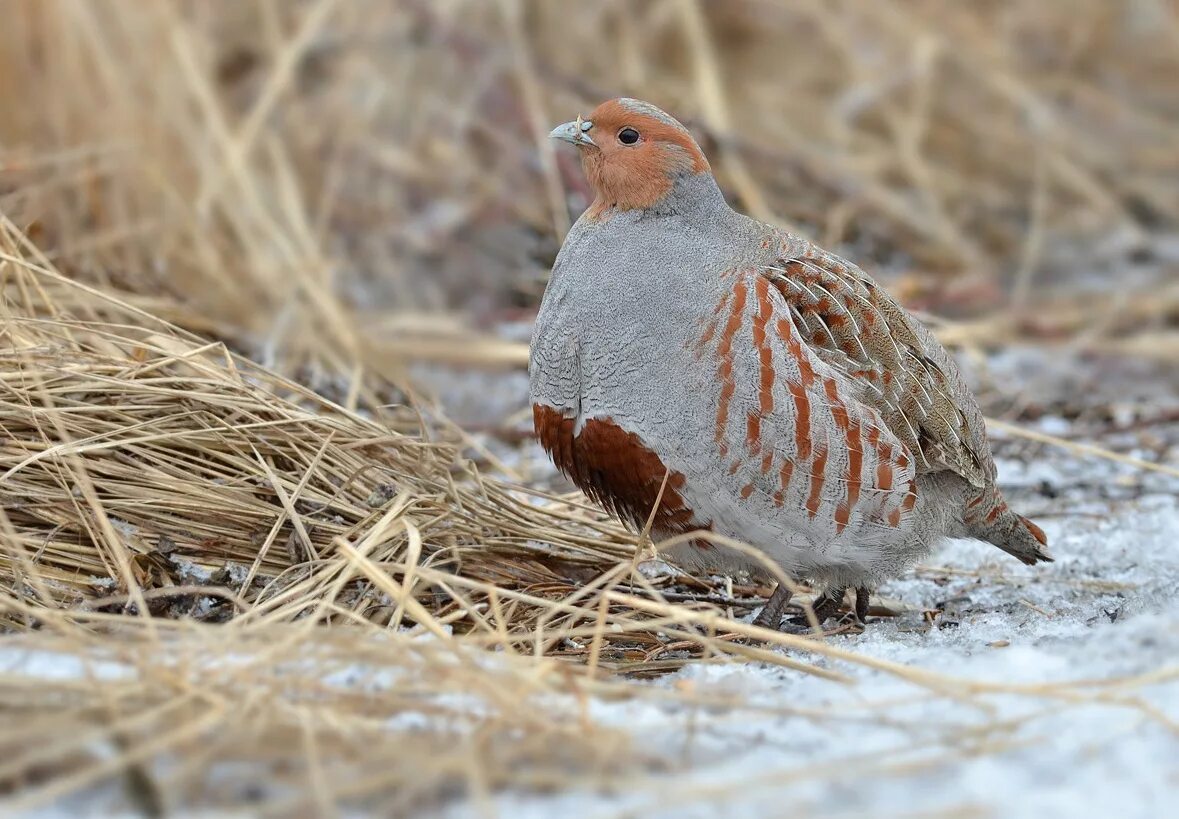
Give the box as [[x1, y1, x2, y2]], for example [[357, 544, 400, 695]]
[[759, 242, 991, 489]]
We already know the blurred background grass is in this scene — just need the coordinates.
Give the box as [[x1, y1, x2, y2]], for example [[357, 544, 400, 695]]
[[3, 0, 1177, 396]]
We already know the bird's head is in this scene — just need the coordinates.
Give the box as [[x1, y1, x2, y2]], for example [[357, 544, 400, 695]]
[[549, 98, 711, 217]]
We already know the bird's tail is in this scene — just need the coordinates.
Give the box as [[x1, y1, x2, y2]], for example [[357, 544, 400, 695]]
[[964, 487, 1052, 565]]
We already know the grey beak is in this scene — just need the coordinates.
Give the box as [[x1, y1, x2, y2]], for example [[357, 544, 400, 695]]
[[549, 118, 595, 146]]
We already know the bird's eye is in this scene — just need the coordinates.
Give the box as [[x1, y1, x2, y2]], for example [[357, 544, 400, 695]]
[[618, 127, 640, 145]]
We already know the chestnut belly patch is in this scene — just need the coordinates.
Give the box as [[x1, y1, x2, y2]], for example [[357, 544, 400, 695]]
[[533, 404, 700, 534]]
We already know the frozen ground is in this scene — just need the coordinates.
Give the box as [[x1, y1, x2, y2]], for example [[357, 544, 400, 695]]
[[8, 421, 1174, 818], [414, 343, 1179, 817], [5, 355, 1178, 816], [426, 436, 1177, 819]]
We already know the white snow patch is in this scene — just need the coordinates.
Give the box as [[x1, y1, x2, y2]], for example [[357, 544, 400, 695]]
[[438, 447, 1179, 818], [8, 442, 1179, 817], [0, 645, 133, 682]]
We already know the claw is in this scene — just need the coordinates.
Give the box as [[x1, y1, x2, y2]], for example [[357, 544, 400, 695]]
[[754, 584, 874, 633], [787, 587, 846, 629]]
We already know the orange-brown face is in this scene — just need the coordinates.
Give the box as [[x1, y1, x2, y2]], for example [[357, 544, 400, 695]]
[[550, 98, 710, 215]]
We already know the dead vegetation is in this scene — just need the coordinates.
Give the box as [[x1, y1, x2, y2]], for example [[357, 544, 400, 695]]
[[1, 0, 1178, 814]]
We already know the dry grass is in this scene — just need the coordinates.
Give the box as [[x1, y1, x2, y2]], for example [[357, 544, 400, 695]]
[[1, 0, 1178, 813]]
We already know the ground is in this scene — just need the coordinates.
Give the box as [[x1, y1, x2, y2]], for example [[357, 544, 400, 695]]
[[434, 445, 1179, 817], [431, 343, 1179, 817], [6, 352, 1178, 818]]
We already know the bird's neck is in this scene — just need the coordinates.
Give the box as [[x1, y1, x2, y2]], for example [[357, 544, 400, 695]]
[[587, 170, 729, 222]]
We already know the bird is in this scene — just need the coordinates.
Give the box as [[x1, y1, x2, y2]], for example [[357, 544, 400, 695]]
[[530, 98, 1051, 630]]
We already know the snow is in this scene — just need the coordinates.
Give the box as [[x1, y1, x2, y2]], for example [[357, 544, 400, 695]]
[[0, 646, 133, 683], [443, 436, 1179, 818], [3, 421, 1177, 817]]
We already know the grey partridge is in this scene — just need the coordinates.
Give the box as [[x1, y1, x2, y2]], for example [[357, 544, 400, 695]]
[[530, 98, 1051, 629]]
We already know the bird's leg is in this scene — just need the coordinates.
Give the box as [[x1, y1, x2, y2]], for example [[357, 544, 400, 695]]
[[752, 582, 794, 630], [812, 588, 847, 622], [854, 586, 871, 623], [789, 586, 847, 629]]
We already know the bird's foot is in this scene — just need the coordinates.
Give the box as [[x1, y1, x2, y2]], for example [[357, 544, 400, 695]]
[[786, 587, 846, 630], [854, 586, 870, 622], [785, 586, 872, 632], [753, 584, 873, 634]]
